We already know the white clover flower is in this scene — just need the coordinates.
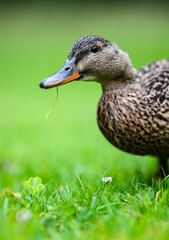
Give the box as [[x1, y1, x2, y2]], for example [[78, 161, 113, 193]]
[[102, 177, 112, 183]]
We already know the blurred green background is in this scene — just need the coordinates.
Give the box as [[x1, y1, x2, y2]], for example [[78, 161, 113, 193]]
[[0, 0, 169, 190]]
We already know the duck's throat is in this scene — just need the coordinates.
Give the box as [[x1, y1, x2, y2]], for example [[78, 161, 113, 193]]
[[101, 67, 137, 92]]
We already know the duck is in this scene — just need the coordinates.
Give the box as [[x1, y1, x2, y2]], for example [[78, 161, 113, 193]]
[[39, 35, 169, 178]]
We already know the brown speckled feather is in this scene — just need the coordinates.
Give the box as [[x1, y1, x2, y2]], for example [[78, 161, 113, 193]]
[[97, 59, 169, 157]]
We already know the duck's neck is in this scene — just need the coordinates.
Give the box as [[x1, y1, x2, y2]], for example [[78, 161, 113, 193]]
[[101, 64, 137, 93], [102, 77, 133, 92]]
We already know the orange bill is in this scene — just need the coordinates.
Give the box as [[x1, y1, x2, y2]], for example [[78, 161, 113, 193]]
[[59, 68, 80, 86], [39, 58, 81, 89]]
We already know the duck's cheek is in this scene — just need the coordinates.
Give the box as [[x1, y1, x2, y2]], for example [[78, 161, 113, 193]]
[[81, 75, 98, 82]]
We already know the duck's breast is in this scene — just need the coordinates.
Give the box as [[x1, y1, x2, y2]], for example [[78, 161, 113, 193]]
[[97, 86, 169, 156]]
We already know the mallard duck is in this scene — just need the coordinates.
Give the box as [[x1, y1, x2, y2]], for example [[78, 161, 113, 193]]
[[39, 35, 169, 178]]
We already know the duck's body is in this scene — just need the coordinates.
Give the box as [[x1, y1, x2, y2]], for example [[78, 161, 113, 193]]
[[40, 36, 169, 177], [98, 59, 169, 157]]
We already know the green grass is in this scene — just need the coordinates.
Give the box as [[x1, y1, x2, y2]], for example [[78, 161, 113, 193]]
[[0, 3, 169, 239], [0, 176, 169, 240]]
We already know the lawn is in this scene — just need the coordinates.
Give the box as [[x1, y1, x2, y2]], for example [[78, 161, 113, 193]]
[[0, 2, 169, 239]]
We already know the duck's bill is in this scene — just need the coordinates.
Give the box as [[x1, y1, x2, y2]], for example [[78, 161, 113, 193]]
[[39, 58, 81, 89]]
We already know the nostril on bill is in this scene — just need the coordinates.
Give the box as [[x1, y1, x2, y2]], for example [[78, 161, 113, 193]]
[[65, 67, 70, 71]]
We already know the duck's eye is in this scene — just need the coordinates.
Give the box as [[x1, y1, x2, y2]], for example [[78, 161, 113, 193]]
[[91, 45, 99, 53]]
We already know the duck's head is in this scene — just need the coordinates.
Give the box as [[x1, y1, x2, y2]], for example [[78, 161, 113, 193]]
[[39, 35, 135, 90]]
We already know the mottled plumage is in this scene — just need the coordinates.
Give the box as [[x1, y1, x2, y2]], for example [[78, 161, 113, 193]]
[[40, 36, 169, 177], [97, 59, 169, 156]]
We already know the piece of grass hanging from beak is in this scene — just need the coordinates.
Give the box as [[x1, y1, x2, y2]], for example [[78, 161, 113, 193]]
[[46, 87, 59, 119]]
